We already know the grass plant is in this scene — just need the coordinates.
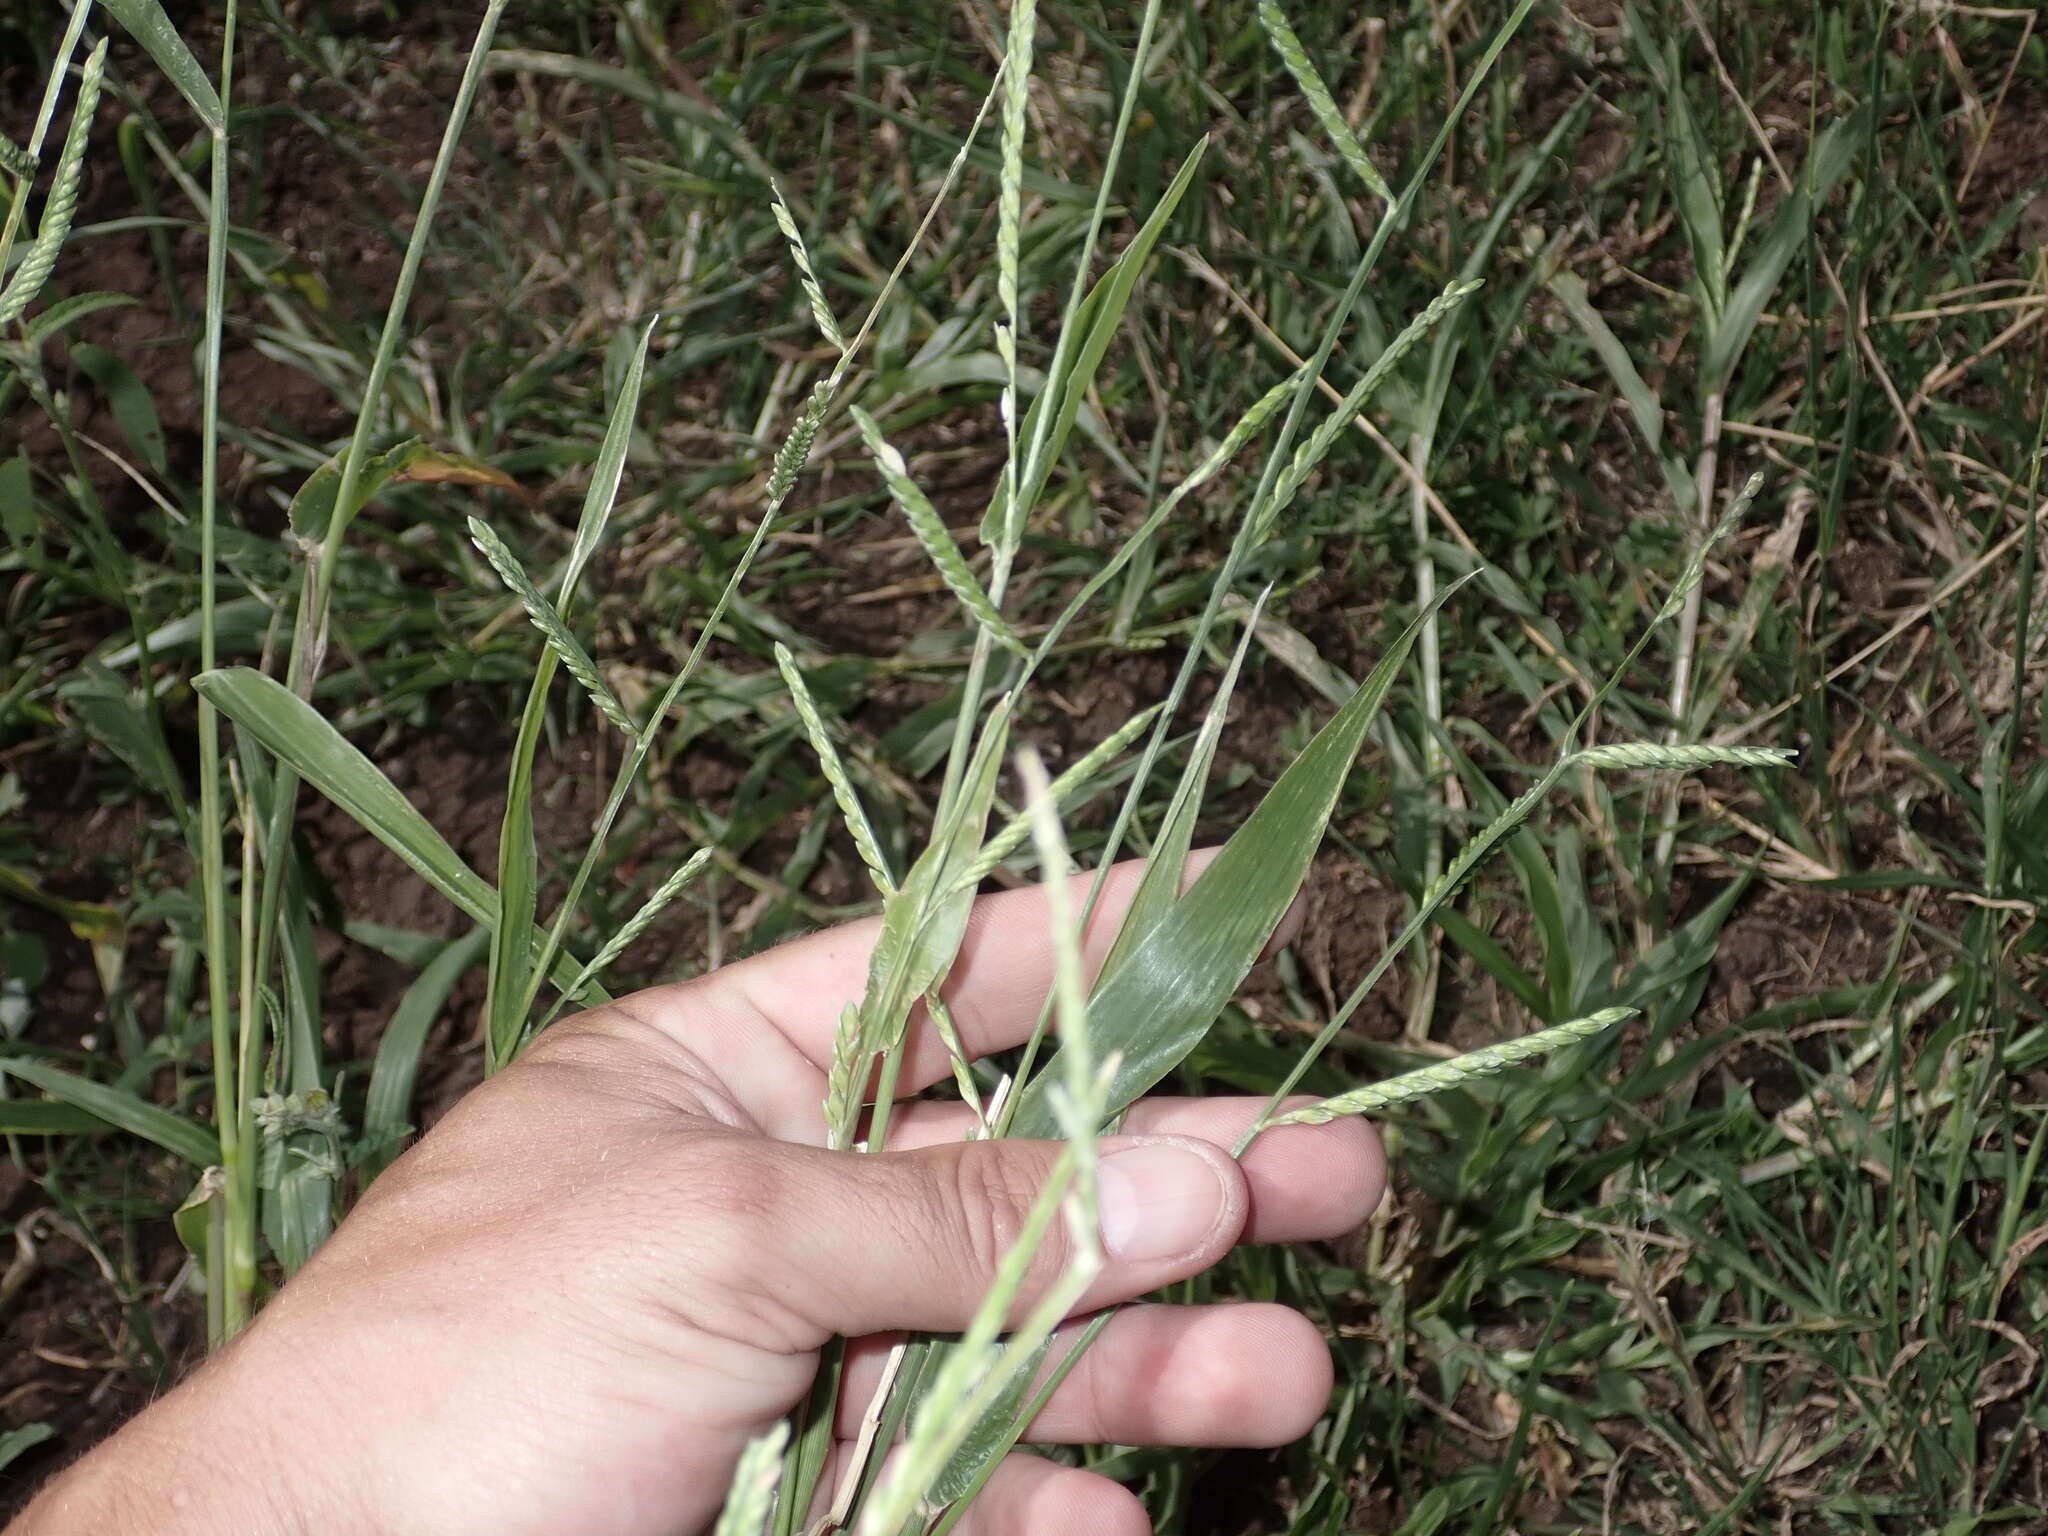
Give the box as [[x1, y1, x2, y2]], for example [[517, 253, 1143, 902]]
[[1, 0, 2043, 1531]]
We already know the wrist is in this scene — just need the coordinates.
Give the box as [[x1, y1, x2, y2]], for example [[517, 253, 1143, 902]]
[[10, 1329, 355, 1536]]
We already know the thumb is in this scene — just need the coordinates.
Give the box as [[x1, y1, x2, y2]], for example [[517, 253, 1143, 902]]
[[743, 1134, 1247, 1344]]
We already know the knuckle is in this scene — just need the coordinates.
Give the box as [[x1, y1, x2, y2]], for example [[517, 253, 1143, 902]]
[[947, 1146, 1064, 1288]]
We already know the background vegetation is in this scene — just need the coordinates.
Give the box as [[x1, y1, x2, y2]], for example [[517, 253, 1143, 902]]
[[2, 0, 2044, 1531]]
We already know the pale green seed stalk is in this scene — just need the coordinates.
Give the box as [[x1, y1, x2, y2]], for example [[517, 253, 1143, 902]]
[[769, 180, 845, 354], [1263, 278, 1482, 530], [1574, 743, 1795, 771], [0, 40, 104, 327], [1257, 0, 1395, 208], [468, 517, 637, 736], [775, 643, 896, 895], [713, 1422, 790, 1536], [195, 1, 250, 1343], [849, 407, 1028, 658], [1272, 1008, 1636, 1127], [957, 705, 1165, 888], [546, 849, 712, 1017], [992, 0, 1038, 552]]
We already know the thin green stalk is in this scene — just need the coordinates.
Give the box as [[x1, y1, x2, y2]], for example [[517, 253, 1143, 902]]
[[1405, 419, 1445, 1043], [195, 0, 246, 1343], [288, 0, 512, 697], [530, 85, 1000, 1031], [230, 2, 510, 1140], [1651, 386, 1725, 890]]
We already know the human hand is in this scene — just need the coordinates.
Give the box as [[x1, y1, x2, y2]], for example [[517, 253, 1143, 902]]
[[15, 856, 1385, 1536]]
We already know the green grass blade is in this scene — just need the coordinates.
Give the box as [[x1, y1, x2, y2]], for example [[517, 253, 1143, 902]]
[[98, 0, 224, 131], [1546, 270, 1696, 508], [197, 668, 493, 917], [293, 0, 510, 692], [361, 926, 489, 1182], [981, 138, 1210, 543], [284, 438, 467, 544], [561, 318, 654, 603], [67, 342, 169, 477], [190, 667, 605, 1002], [21, 289, 137, 350], [0, 1099, 118, 1136], [1702, 110, 1866, 392], [1649, 34, 1727, 315], [1257, 0, 1393, 207], [484, 651, 552, 1071], [0, 1058, 218, 1167], [1099, 591, 1268, 985], [0, 40, 105, 328], [0, 1425, 55, 1476], [1007, 575, 1475, 1137]]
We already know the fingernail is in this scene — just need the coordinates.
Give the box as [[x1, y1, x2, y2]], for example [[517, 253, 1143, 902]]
[[1096, 1138, 1229, 1263]]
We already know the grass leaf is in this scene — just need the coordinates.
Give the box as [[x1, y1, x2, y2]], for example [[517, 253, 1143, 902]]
[[1702, 110, 1867, 392], [98, 0, 224, 131], [0, 1058, 218, 1168], [23, 290, 138, 350], [191, 667, 605, 1002], [1007, 575, 1475, 1137], [983, 138, 1209, 543], [483, 648, 551, 1071], [1099, 592, 1268, 985], [69, 341, 169, 478], [361, 926, 490, 1182], [1546, 270, 1696, 508], [562, 317, 655, 602]]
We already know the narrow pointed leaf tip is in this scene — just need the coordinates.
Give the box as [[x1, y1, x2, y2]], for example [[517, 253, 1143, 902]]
[[1272, 1007, 1635, 1126]]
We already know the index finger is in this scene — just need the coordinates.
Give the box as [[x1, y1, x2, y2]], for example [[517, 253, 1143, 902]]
[[624, 849, 1303, 1136], [725, 853, 1207, 1082]]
